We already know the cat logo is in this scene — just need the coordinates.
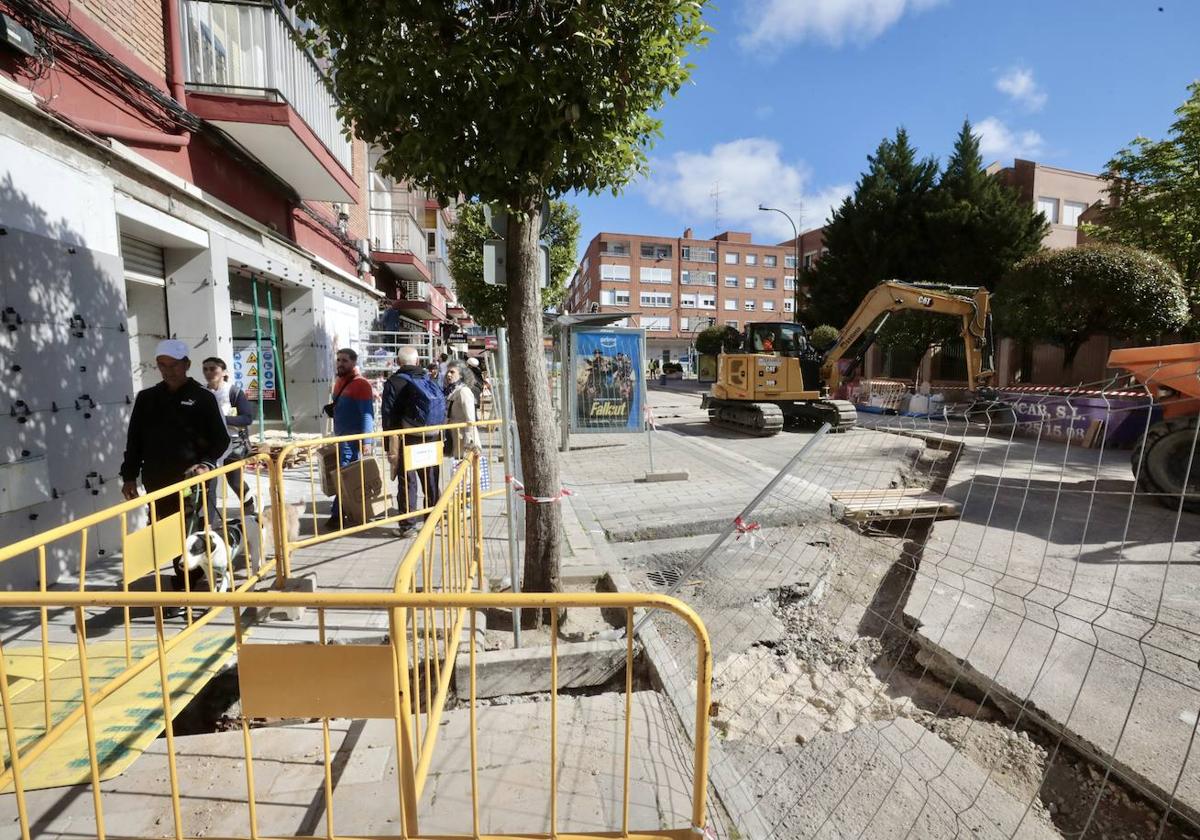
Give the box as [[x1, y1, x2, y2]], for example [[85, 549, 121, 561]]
[[917, 295, 934, 307]]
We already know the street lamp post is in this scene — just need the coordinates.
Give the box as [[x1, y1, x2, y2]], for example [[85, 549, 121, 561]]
[[758, 204, 801, 323]]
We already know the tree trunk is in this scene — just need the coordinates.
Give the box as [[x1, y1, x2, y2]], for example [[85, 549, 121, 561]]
[[503, 205, 562, 594]]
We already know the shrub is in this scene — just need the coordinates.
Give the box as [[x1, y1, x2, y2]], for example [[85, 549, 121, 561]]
[[810, 324, 840, 351], [996, 244, 1190, 363], [694, 325, 726, 357]]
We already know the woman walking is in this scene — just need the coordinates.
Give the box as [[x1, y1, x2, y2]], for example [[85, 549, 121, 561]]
[[443, 361, 481, 460]]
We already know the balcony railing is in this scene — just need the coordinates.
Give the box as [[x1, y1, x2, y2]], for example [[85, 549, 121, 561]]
[[181, 0, 352, 171], [428, 255, 453, 290], [369, 208, 426, 255]]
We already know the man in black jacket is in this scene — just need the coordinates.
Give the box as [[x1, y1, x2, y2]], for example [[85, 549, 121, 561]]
[[380, 345, 442, 537], [120, 339, 230, 527]]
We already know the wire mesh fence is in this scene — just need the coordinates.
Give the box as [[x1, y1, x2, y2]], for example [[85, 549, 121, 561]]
[[633, 368, 1200, 840]]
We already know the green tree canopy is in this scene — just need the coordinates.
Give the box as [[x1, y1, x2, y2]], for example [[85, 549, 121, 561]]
[[291, 0, 709, 594], [694, 325, 725, 357], [807, 128, 939, 326], [448, 201, 581, 328], [809, 324, 839, 351], [995, 244, 1190, 363], [1086, 82, 1200, 316]]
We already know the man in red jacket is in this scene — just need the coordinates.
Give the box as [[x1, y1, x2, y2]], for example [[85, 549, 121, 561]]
[[323, 348, 374, 529]]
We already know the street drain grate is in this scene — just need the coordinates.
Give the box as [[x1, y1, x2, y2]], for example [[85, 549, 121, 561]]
[[646, 567, 683, 588]]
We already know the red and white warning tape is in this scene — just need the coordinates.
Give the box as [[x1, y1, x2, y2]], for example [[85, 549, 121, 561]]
[[506, 474, 573, 504], [734, 515, 762, 548]]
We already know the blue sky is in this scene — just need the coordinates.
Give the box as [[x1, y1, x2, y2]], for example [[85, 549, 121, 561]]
[[569, 0, 1200, 250]]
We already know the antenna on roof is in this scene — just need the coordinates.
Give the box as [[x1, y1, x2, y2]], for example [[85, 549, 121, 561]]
[[711, 181, 721, 231]]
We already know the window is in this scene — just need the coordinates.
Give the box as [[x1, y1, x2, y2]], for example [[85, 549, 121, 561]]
[[680, 317, 689, 331], [744, 300, 756, 311], [640, 243, 673, 260], [763, 254, 777, 267], [1062, 200, 1088, 228], [681, 270, 717, 286], [426, 231, 437, 253], [726, 320, 738, 328], [643, 315, 671, 332], [784, 276, 796, 291], [682, 245, 716, 262], [744, 277, 756, 289], [1037, 196, 1059, 224], [640, 266, 673, 284], [725, 252, 739, 264], [700, 295, 716, 309], [724, 299, 738, 311], [724, 275, 739, 287], [783, 299, 795, 313], [681, 293, 698, 308], [785, 254, 797, 269], [763, 300, 776, 311], [763, 278, 777, 290], [640, 291, 673, 308], [745, 253, 757, 266], [803, 253, 814, 270], [601, 239, 631, 256], [601, 263, 631, 282], [600, 289, 630, 306]]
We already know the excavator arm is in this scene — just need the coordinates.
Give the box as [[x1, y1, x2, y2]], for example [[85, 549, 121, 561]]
[[821, 281, 995, 391]]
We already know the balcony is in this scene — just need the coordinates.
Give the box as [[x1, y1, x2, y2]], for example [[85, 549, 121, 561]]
[[181, 0, 356, 202], [394, 279, 447, 322], [369, 205, 431, 283]]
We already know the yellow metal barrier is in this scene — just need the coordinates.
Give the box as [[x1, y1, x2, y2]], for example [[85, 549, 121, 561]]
[[0, 454, 278, 796], [271, 419, 503, 579], [0, 588, 713, 840]]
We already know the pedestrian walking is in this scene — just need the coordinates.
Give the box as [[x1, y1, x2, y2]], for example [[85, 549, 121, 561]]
[[444, 361, 481, 458], [436, 352, 450, 387], [120, 339, 230, 584], [381, 346, 446, 537], [200, 356, 255, 521], [465, 356, 484, 407], [323, 348, 374, 530]]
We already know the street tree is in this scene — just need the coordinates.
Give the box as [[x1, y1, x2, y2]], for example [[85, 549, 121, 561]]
[[1086, 82, 1200, 317], [995, 244, 1190, 364], [694, 325, 725, 357], [928, 120, 1046, 288], [291, 0, 709, 594], [807, 128, 939, 327], [448, 201, 581, 329]]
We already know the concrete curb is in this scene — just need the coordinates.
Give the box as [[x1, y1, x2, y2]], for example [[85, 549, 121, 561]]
[[561, 492, 768, 840]]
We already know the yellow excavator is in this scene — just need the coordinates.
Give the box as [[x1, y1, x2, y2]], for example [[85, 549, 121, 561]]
[[702, 280, 995, 435]]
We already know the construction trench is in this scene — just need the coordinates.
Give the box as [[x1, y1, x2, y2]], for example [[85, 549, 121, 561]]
[[109, 418, 1200, 840]]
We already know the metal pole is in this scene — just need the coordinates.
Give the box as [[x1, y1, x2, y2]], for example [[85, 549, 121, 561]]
[[251, 277, 266, 444], [496, 327, 521, 647], [642, 329, 653, 473], [265, 288, 293, 439], [759, 204, 800, 322], [559, 326, 570, 452]]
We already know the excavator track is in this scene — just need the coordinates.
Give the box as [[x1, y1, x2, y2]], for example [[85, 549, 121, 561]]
[[706, 400, 785, 436], [790, 399, 858, 432]]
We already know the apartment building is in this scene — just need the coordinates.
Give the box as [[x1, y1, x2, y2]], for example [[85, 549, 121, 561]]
[[988, 158, 1110, 249], [0, 0, 469, 585], [565, 229, 800, 364]]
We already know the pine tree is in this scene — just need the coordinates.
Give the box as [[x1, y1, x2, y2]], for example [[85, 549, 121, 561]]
[[928, 120, 1047, 289], [807, 128, 939, 326]]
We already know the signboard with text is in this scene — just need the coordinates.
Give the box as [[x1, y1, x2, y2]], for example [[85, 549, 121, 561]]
[[568, 327, 645, 434], [232, 344, 277, 400]]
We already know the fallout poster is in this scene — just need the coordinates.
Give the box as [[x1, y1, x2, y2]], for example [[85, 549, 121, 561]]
[[569, 328, 645, 433]]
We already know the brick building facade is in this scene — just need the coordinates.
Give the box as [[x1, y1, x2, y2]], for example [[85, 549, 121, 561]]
[[565, 228, 804, 364]]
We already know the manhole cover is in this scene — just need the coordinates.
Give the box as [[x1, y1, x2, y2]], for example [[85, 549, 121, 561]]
[[646, 567, 682, 587]]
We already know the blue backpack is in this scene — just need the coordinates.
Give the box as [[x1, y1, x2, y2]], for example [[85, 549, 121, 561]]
[[398, 373, 447, 428]]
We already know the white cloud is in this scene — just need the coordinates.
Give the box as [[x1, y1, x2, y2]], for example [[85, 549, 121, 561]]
[[642, 139, 851, 241], [976, 116, 1044, 161], [741, 0, 946, 51], [995, 66, 1047, 111]]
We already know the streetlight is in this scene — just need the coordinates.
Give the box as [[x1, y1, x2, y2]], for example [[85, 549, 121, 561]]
[[758, 204, 801, 323]]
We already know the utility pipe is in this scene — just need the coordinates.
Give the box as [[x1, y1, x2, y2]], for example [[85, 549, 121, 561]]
[[70, 116, 189, 148], [162, 0, 188, 104]]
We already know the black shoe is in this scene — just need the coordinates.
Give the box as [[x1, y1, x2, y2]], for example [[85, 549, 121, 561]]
[[323, 515, 343, 531], [397, 522, 419, 538]]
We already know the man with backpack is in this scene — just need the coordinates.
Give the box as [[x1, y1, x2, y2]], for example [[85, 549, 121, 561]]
[[381, 345, 446, 537]]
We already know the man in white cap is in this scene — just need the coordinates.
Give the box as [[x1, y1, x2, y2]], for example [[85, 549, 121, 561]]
[[120, 339, 230, 534]]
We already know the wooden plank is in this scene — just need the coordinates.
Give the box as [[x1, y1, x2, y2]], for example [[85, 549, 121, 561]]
[[832, 487, 929, 500]]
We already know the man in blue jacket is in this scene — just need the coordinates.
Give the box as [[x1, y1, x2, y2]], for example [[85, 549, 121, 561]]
[[324, 348, 374, 529], [381, 346, 445, 537]]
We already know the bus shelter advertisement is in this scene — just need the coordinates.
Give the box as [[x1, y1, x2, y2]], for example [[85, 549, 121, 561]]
[[570, 328, 645, 433]]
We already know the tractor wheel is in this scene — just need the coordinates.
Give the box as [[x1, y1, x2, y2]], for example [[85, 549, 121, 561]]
[[1132, 418, 1200, 513]]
